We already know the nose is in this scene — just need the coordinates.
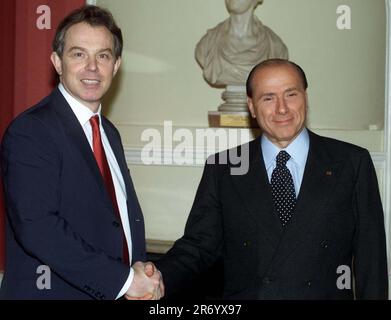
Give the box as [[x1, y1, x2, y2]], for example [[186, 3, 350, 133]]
[[276, 97, 288, 115], [86, 56, 98, 72]]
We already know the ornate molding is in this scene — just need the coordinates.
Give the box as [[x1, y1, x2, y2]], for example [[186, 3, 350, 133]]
[[124, 146, 387, 170]]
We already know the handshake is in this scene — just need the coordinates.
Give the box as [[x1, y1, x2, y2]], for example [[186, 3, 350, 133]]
[[125, 261, 165, 300]]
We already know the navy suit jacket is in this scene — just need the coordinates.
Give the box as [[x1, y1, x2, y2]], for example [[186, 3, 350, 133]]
[[156, 131, 388, 299], [0, 88, 146, 299]]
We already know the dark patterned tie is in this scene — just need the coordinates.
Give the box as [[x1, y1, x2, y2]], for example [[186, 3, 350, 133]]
[[90, 115, 129, 265], [270, 151, 296, 227]]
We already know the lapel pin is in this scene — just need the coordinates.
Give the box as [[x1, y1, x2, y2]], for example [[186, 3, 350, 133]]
[[326, 170, 332, 176]]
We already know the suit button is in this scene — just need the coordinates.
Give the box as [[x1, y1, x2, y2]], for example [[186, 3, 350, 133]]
[[84, 285, 92, 292], [112, 221, 120, 228], [321, 241, 328, 249], [306, 280, 312, 287], [95, 291, 105, 299], [243, 240, 250, 247], [262, 277, 274, 284]]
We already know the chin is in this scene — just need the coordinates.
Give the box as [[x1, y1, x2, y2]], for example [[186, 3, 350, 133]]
[[81, 94, 102, 102], [275, 133, 297, 144]]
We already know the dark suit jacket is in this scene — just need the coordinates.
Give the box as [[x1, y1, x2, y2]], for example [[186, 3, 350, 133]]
[[156, 131, 388, 299], [0, 88, 146, 299]]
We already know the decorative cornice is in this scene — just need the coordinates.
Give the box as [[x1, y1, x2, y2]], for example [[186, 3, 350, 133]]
[[124, 146, 387, 169]]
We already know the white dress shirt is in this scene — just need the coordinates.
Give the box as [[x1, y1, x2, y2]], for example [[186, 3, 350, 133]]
[[58, 84, 133, 299], [261, 128, 310, 197]]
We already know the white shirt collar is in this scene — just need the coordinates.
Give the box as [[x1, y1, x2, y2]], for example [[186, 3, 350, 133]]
[[262, 128, 309, 170], [58, 83, 102, 127]]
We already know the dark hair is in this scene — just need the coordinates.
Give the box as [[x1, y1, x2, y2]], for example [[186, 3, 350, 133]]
[[52, 5, 123, 59], [246, 59, 308, 98]]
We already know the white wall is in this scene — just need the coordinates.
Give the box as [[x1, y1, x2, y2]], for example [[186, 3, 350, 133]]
[[95, 2, 389, 290], [98, 0, 385, 131]]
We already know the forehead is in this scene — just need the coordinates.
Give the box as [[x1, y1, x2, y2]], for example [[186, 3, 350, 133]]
[[252, 64, 303, 91], [64, 22, 114, 50]]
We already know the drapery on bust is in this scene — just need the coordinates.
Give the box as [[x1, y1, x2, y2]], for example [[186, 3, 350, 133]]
[[195, 0, 289, 86]]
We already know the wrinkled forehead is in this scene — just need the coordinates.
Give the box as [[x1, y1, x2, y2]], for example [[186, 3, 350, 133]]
[[63, 22, 114, 51], [254, 64, 305, 89]]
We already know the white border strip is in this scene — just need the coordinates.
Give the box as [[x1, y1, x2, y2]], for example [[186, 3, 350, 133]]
[[86, 0, 97, 5], [385, 0, 391, 286]]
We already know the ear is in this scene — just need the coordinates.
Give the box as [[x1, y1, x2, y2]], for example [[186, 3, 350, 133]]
[[247, 97, 256, 118], [113, 57, 122, 77], [304, 91, 309, 111], [51, 52, 62, 76]]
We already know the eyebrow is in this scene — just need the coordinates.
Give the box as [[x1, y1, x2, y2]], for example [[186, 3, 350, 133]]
[[97, 48, 114, 54], [67, 46, 114, 54], [260, 93, 275, 98], [285, 87, 300, 92], [258, 87, 302, 99], [67, 46, 86, 52], [261, 87, 300, 95]]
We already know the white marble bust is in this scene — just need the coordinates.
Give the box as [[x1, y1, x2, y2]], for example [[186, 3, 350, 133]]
[[195, 0, 289, 86]]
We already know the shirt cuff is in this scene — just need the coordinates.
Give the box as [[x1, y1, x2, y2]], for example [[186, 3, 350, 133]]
[[116, 267, 134, 300]]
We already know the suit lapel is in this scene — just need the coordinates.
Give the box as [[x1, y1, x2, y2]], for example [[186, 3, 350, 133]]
[[102, 117, 143, 257], [271, 131, 343, 266], [232, 132, 343, 267], [101, 118, 132, 201], [49, 88, 114, 212], [231, 137, 283, 248]]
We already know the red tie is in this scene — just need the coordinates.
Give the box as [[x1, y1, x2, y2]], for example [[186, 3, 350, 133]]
[[89, 115, 129, 265]]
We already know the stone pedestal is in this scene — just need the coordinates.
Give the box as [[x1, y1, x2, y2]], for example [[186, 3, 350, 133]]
[[218, 85, 248, 112], [208, 85, 258, 128], [208, 111, 258, 128]]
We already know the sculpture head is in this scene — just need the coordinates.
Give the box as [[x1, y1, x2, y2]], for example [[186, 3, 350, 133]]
[[225, 0, 263, 14], [195, 0, 288, 87]]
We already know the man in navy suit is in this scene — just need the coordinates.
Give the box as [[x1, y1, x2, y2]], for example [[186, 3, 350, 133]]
[[0, 5, 162, 299], [155, 59, 388, 299]]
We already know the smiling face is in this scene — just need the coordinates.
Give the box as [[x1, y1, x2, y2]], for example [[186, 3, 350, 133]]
[[247, 64, 308, 148], [51, 22, 121, 112]]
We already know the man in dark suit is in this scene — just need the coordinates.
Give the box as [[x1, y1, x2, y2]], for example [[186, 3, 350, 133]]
[[0, 5, 162, 299], [155, 59, 388, 299]]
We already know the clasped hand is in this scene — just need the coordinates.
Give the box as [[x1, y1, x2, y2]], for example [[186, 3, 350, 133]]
[[124, 261, 164, 300]]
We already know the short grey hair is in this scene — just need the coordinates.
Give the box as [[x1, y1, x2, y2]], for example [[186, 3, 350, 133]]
[[52, 5, 123, 59]]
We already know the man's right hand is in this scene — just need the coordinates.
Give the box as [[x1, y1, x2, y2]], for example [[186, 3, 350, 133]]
[[124, 261, 164, 300]]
